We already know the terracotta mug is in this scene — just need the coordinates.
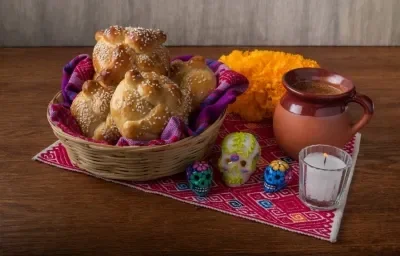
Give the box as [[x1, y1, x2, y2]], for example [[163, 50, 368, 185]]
[[273, 68, 374, 160]]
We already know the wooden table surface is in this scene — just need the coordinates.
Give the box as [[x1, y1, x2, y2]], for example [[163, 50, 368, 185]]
[[1, 47, 399, 256]]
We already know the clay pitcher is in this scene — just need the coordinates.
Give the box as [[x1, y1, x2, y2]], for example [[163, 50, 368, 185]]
[[273, 68, 374, 160]]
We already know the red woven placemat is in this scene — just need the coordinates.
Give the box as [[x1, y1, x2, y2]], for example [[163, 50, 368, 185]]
[[33, 114, 360, 242]]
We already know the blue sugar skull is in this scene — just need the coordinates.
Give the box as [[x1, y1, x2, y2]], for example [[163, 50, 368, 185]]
[[186, 161, 213, 197], [264, 160, 292, 193]]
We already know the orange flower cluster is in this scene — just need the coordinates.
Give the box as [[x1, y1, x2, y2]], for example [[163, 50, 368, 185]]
[[219, 50, 319, 122]]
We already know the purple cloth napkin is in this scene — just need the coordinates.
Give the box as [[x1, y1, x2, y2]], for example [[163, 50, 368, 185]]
[[49, 54, 248, 146], [61, 54, 95, 107]]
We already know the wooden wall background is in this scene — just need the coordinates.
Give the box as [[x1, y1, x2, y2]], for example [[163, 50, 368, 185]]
[[1, 0, 399, 47]]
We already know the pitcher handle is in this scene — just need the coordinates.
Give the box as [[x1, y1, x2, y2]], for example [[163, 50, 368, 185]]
[[348, 92, 374, 135]]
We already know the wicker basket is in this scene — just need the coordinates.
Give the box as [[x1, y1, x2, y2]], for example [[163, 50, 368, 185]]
[[47, 91, 226, 181]]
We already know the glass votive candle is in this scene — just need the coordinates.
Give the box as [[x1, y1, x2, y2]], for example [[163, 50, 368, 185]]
[[298, 144, 353, 211]]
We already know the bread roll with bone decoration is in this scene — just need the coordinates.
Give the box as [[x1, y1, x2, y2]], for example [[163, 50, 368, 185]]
[[110, 70, 188, 141], [170, 56, 216, 112], [93, 25, 170, 87], [70, 80, 121, 144]]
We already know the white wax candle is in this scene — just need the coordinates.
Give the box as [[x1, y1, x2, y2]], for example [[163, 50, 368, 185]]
[[304, 153, 346, 202]]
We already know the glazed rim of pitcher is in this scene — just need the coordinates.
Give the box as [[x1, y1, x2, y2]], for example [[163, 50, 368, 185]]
[[282, 67, 355, 101]]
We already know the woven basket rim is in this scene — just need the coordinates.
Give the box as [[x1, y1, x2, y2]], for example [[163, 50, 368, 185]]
[[47, 91, 226, 151]]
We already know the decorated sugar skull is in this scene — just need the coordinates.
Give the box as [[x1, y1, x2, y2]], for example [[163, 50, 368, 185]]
[[186, 161, 213, 196], [218, 132, 261, 187], [264, 160, 293, 193]]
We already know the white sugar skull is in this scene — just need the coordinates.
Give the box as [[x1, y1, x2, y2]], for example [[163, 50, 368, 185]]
[[218, 132, 261, 187]]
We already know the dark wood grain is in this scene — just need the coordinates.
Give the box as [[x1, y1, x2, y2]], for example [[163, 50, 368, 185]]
[[0, 47, 399, 256]]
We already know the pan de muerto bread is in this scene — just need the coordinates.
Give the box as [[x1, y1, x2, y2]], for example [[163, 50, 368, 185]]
[[110, 70, 186, 141], [170, 56, 216, 112], [93, 25, 170, 86], [70, 80, 120, 144]]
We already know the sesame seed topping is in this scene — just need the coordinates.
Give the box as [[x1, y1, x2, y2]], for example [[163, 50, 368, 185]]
[[71, 83, 114, 137], [93, 41, 112, 70]]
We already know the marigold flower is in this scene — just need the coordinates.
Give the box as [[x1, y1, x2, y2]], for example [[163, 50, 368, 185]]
[[219, 50, 319, 121]]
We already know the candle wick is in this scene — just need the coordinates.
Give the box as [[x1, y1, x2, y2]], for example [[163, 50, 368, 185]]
[[323, 153, 328, 165]]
